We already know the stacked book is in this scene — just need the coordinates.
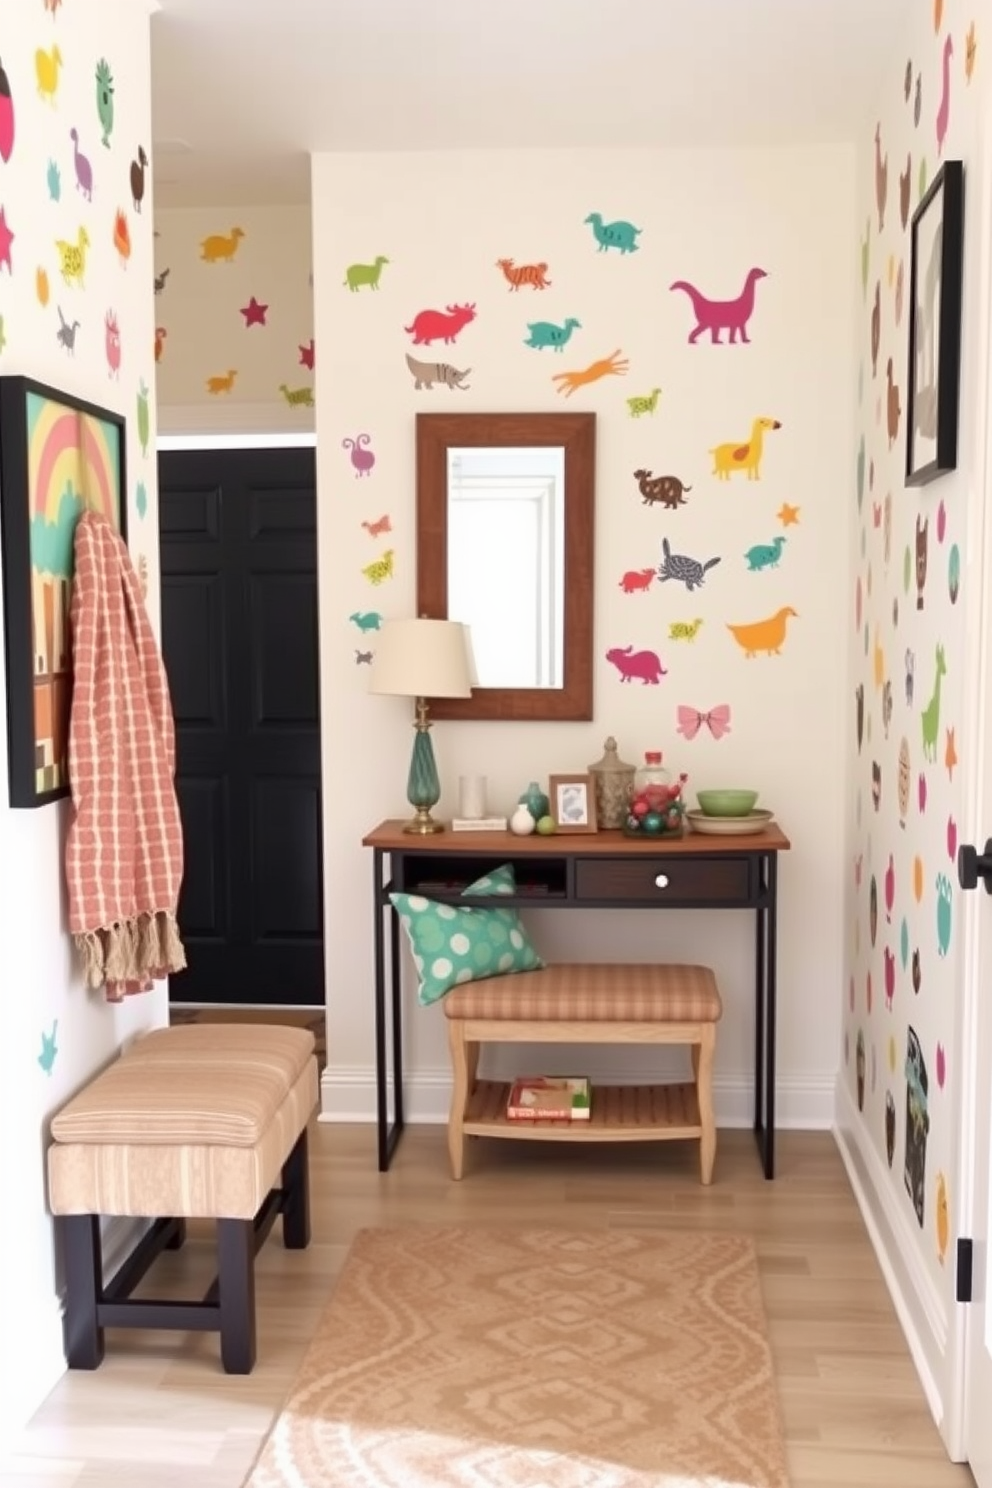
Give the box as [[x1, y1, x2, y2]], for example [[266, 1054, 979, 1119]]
[[506, 1076, 591, 1121]]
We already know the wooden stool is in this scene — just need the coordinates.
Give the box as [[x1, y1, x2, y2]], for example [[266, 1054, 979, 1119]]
[[443, 963, 721, 1183], [47, 1023, 318, 1374]]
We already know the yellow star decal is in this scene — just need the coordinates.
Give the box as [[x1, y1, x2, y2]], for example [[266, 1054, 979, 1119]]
[[777, 503, 801, 527]]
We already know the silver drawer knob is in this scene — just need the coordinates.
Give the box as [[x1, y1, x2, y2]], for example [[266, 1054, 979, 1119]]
[[654, 873, 669, 889]]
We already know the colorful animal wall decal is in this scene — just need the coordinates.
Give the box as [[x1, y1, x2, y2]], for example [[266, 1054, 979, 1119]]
[[55, 225, 88, 287], [37, 267, 51, 306], [874, 123, 888, 230], [154, 266, 170, 294], [551, 349, 627, 397], [496, 257, 551, 290], [350, 610, 383, 632], [0, 58, 14, 162], [136, 380, 150, 456], [524, 317, 580, 351], [726, 607, 797, 658], [921, 644, 946, 760], [200, 225, 245, 263], [669, 618, 703, 642], [405, 304, 476, 345], [710, 416, 781, 481], [676, 704, 731, 741], [605, 645, 666, 684], [113, 209, 131, 265], [904, 1027, 929, 1227], [965, 22, 977, 81], [206, 369, 237, 395], [95, 58, 114, 147], [240, 295, 268, 327], [669, 267, 767, 345], [744, 536, 786, 571], [38, 1019, 58, 1075], [299, 339, 315, 370], [354, 648, 374, 665], [936, 36, 953, 153], [56, 305, 79, 352], [343, 433, 376, 477], [136, 481, 148, 519], [362, 549, 395, 585], [405, 353, 470, 390], [658, 538, 720, 593], [584, 212, 641, 253], [35, 44, 63, 106], [154, 326, 166, 361], [361, 513, 391, 538], [344, 255, 389, 291], [104, 309, 120, 377], [633, 469, 690, 508], [936, 1171, 950, 1262], [618, 568, 654, 594], [68, 127, 92, 198], [279, 382, 313, 407], [130, 145, 148, 211], [626, 387, 661, 417]]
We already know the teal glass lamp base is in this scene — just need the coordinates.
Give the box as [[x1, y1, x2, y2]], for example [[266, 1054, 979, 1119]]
[[403, 701, 444, 834]]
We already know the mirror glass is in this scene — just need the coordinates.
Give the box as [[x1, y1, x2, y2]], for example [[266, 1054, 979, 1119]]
[[446, 446, 565, 690]]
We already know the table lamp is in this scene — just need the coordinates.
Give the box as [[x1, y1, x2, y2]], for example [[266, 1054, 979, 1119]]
[[368, 618, 474, 834]]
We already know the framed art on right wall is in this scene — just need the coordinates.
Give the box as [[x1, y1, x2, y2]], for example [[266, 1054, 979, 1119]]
[[906, 159, 965, 487]]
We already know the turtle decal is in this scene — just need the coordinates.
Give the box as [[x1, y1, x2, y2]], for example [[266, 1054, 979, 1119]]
[[658, 537, 721, 592]]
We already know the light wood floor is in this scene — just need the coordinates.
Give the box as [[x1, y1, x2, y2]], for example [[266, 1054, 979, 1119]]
[[3, 1124, 976, 1488]]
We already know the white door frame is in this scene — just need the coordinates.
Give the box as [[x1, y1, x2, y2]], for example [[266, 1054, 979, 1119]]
[[946, 88, 992, 1463]]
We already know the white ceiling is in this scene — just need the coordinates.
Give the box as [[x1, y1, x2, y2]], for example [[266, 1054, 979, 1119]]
[[150, 0, 905, 207]]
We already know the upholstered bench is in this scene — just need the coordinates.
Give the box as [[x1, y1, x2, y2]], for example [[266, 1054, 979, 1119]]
[[47, 1023, 318, 1374], [443, 963, 721, 1184]]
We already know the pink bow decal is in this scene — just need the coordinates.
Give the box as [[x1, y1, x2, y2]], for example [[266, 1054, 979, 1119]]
[[676, 704, 732, 741]]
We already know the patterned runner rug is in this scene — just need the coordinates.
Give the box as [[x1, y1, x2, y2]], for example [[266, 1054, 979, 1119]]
[[244, 1225, 791, 1488]]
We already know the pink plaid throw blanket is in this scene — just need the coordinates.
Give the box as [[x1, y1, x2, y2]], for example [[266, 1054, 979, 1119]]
[[65, 513, 186, 1001]]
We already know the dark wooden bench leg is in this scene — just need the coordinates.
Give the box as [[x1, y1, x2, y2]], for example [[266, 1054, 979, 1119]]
[[165, 1218, 187, 1250], [59, 1214, 105, 1369], [217, 1218, 256, 1374], [281, 1128, 310, 1250]]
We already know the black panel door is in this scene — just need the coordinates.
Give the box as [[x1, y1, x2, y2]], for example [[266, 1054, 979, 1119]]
[[158, 446, 324, 1007]]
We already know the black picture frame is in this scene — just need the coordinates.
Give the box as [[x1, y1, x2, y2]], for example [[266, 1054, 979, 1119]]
[[905, 159, 965, 487], [0, 377, 126, 808]]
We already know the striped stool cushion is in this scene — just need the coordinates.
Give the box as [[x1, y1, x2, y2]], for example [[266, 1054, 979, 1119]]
[[442, 963, 721, 1022]]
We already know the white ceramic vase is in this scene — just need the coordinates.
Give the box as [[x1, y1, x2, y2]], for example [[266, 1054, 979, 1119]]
[[509, 803, 536, 836]]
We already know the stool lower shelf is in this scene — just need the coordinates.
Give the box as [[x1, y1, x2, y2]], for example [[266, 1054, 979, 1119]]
[[463, 1079, 702, 1142]]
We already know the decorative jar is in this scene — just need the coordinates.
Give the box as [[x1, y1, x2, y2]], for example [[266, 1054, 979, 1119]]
[[624, 750, 688, 837], [587, 736, 636, 830]]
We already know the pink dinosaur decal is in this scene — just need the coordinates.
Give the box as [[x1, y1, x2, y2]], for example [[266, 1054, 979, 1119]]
[[669, 266, 768, 345]]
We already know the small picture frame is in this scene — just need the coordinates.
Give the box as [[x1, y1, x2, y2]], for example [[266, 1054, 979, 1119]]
[[549, 772, 598, 834], [905, 159, 965, 487]]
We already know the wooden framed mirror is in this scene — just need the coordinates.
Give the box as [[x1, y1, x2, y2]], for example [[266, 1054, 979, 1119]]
[[416, 411, 595, 721]]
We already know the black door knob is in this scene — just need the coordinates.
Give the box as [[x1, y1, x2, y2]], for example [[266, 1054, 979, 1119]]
[[958, 839, 992, 894]]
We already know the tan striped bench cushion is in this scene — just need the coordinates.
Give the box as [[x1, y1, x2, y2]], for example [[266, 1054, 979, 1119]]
[[50, 1024, 315, 1147], [442, 963, 721, 1022]]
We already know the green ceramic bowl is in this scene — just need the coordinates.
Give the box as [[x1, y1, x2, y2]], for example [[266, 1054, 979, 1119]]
[[695, 789, 759, 817]]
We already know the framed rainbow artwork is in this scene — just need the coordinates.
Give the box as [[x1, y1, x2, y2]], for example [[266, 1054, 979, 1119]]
[[0, 377, 126, 808]]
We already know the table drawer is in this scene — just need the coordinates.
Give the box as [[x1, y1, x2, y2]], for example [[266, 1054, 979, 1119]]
[[574, 856, 751, 905]]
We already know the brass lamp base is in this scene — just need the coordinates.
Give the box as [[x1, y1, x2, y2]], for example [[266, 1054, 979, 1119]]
[[402, 805, 445, 835]]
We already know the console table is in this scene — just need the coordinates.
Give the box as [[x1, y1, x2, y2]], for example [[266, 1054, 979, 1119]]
[[363, 820, 791, 1178]]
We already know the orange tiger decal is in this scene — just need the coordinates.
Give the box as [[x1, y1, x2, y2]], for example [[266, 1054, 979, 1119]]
[[496, 257, 551, 291]]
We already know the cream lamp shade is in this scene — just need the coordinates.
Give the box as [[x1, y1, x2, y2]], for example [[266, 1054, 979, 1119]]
[[368, 619, 474, 699]]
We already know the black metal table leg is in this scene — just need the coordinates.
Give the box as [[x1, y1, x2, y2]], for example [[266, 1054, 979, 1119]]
[[374, 847, 405, 1172], [753, 851, 778, 1179]]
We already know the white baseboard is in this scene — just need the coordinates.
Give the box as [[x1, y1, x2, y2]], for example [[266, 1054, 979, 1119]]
[[2, 1215, 155, 1443], [320, 1063, 837, 1129], [833, 1077, 959, 1457], [0, 1293, 65, 1450]]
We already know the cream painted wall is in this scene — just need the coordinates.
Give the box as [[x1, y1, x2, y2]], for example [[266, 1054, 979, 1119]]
[[838, 1, 988, 1454], [0, 0, 161, 1439], [154, 205, 314, 435], [310, 146, 856, 1128]]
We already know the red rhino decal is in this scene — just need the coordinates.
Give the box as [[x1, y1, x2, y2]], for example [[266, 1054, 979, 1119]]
[[404, 303, 477, 346]]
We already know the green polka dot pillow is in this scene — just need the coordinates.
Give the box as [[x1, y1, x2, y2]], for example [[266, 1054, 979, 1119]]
[[390, 865, 544, 1006]]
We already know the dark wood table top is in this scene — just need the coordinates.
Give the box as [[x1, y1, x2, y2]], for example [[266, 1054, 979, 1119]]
[[363, 820, 791, 855]]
